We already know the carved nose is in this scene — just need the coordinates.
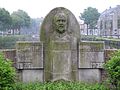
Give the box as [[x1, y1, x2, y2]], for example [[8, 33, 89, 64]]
[[59, 21, 63, 24]]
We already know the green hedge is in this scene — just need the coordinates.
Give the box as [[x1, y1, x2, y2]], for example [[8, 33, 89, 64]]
[[0, 35, 32, 49], [7, 81, 108, 90]]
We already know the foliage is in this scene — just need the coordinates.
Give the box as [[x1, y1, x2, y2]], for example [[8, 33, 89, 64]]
[[0, 52, 16, 90], [7, 81, 108, 90], [11, 10, 31, 34], [0, 8, 11, 31], [104, 50, 120, 89], [0, 8, 31, 35], [80, 7, 100, 29]]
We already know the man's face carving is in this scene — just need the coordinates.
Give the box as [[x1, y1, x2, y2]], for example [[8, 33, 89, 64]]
[[54, 13, 67, 34]]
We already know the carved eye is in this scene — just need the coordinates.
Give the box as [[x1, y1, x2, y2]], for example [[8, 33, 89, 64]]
[[57, 20, 61, 22], [62, 20, 65, 22], [56, 19, 66, 23]]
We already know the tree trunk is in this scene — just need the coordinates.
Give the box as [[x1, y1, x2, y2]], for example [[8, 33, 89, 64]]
[[12, 29, 14, 35], [87, 24, 88, 35], [18, 26, 20, 35]]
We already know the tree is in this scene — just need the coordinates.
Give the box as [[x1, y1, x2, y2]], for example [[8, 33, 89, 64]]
[[0, 8, 11, 31], [80, 7, 100, 35], [11, 10, 31, 34]]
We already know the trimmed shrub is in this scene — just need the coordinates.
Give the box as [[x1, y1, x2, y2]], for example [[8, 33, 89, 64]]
[[0, 52, 16, 90]]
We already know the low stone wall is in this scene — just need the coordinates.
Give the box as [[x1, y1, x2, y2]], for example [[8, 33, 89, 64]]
[[81, 35, 120, 49], [0, 39, 119, 82]]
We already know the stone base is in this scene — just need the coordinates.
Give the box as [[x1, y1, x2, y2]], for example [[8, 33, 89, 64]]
[[22, 70, 43, 82], [78, 69, 101, 83]]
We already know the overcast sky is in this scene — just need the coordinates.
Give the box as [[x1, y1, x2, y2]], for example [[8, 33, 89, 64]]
[[0, 0, 120, 20]]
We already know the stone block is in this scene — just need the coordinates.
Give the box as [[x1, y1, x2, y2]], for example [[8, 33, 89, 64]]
[[79, 69, 101, 83], [22, 70, 43, 82], [16, 41, 43, 69], [46, 41, 78, 81], [79, 41, 105, 68], [52, 41, 71, 50], [52, 50, 72, 81], [80, 41, 104, 52]]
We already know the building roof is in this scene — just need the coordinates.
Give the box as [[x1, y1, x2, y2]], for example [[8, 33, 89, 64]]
[[99, 5, 120, 19]]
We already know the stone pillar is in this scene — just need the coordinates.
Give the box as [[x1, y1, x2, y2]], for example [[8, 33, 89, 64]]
[[79, 41, 105, 82], [16, 41, 43, 82]]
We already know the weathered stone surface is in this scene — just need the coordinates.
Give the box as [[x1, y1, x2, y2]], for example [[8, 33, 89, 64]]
[[79, 41, 105, 68], [79, 69, 101, 83], [22, 70, 43, 82], [52, 50, 72, 81], [80, 41, 104, 52], [40, 7, 80, 82], [16, 41, 43, 69]]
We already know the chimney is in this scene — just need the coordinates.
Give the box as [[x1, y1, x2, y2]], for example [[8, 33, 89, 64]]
[[117, 5, 120, 7]]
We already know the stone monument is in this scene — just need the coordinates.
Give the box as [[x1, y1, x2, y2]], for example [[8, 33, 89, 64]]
[[15, 7, 105, 83], [40, 7, 80, 82]]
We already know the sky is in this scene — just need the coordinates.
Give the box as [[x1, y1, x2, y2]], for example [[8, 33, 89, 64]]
[[0, 0, 120, 21]]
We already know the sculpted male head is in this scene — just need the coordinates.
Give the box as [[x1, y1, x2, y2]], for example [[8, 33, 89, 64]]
[[53, 12, 67, 34]]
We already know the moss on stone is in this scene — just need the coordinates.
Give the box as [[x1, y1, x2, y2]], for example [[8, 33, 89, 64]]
[[80, 41, 104, 52], [52, 41, 70, 50]]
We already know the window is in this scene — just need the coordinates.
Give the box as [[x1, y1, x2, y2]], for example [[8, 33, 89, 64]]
[[104, 21, 107, 29], [110, 20, 113, 30], [100, 21, 103, 29], [117, 19, 120, 29]]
